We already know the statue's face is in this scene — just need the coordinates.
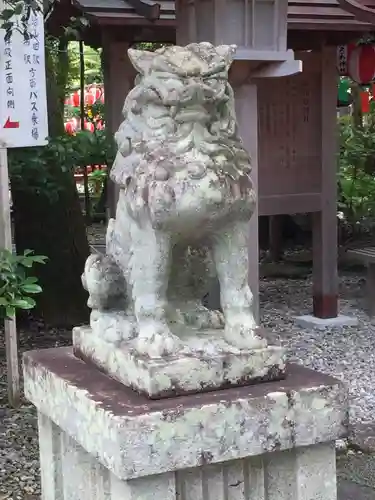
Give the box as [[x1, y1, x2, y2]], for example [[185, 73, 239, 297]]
[[160, 73, 228, 110], [128, 43, 235, 113]]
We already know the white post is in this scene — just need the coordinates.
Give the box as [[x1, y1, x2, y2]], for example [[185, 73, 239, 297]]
[[0, 146, 20, 407]]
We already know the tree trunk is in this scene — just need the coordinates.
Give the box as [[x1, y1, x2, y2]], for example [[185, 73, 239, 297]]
[[9, 36, 90, 327], [11, 170, 90, 327]]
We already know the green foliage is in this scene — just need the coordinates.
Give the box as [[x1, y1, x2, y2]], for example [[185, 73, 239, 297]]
[[67, 42, 103, 91], [8, 129, 116, 202], [63, 16, 90, 40], [88, 169, 107, 195], [338, 113, 375, 223], [66, 100, 105, 126], [0, 0, 41, 42], [0, 249, 47, 319]]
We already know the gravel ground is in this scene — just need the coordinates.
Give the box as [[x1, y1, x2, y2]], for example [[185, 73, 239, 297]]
[[0, 268, 373, 498], [261, 271, 373, 427], [0, 327, 71, 499]]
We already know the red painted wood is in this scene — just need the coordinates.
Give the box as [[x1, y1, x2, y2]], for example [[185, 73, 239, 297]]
[[313, 294, 339, 318]]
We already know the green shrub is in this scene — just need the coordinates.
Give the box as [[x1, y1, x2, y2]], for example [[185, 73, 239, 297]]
[[338, 114, 375, 223], [0, 249, 47, 319], [8, 129, 115, 202]]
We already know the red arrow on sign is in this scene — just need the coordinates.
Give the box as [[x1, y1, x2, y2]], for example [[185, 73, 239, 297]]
[[3, 117, 19, 129]]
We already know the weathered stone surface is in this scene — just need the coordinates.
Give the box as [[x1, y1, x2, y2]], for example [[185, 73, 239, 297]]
[[23, 347, 348, 481], [73, 325, 286, 398], [36, 417, 339, 500], [81, 43, 271, 373]]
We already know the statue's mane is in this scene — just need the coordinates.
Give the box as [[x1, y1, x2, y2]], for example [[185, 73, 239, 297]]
[[128, 42, 237, 77], [111, 42, 251, 188]]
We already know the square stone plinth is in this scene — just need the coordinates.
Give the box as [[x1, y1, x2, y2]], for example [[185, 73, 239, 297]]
[[73, 326, 286, 398], [23, 347, 348, 482], [295, 314, 358, 330]]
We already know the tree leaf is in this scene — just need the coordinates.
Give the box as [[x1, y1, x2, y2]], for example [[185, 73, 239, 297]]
[[1, 9, 16, 21], [31, 255, 48, 264], [21, 284, 42, 294], [14, 3, 24, 16], [12, 297, 36, 309], [19, 257, 34, 268], [23, 276, 38, 285]]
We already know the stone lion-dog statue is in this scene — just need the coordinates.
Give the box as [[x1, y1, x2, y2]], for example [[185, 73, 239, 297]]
[[82, 42, 266, 358]]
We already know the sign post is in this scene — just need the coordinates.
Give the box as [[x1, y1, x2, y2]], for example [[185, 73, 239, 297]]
[[0, 4, 48, 407]]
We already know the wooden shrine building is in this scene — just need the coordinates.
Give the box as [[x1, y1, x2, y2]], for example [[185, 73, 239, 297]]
[[47, 0, 375, 322]]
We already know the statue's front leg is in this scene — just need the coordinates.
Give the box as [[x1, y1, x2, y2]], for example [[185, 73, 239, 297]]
[[129, 220, 180, 358], [212, 221, 266, 350]]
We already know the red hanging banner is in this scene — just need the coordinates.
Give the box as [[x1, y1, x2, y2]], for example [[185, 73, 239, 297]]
[[361, 90, 371, 113]]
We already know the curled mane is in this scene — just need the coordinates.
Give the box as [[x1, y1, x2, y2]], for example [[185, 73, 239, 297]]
[[111, 42, 252, 200]]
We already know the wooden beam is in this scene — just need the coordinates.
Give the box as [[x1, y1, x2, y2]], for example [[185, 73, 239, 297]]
[[102, 35, 136, 218], [259, 193, 321, 216], [269, 216, 284, 262], [336, 0, 375, 23], [234, 83, 260, 323], [312, 46, 338, 319], [251, 59, 302, 78]]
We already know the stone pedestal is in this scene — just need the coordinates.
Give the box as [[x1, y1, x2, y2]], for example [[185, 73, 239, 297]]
[[73, 326, 286, 398], [24, 347, 348, 500]]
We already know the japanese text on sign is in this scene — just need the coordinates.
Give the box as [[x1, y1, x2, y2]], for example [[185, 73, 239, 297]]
[[0, 6, 48, 148]]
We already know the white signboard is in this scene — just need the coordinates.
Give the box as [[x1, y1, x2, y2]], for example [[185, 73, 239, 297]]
[[0, 7, 48, 148]]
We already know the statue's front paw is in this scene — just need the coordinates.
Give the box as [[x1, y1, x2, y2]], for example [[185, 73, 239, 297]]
[[183, 305, 224, 329], [224, 316, 266, 350], [136, 322, 180, 358]]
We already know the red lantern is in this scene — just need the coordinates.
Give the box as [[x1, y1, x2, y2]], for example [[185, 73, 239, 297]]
[[65, 121, 76, 135], [72, 91, 80, 107], [84, 121, 95, 132], [348, 45, 375, 84], [85, 93, 95, 106], [90, 85, 101, 101]]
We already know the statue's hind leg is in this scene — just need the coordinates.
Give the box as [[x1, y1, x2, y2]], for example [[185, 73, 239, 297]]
[[212, 220, 266, 350], [129, 220, 180, 358]]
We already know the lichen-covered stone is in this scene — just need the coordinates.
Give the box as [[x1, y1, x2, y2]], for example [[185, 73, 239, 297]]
[[73, 325, 286, 398], [81, 43, 267, 365], [23, 348, 348, 481]]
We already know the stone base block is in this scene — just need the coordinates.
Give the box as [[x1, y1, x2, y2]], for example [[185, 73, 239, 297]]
[[23, 347, 348, 500], [39, 417, 338, 500], [294, 314, 358, 330], [24, 347, 348, 479], [73, 326, 286, 398]]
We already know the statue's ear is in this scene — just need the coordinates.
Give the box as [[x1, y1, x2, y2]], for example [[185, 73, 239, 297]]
[[216, 45, 237, 68], [128, 49, 155, 74]]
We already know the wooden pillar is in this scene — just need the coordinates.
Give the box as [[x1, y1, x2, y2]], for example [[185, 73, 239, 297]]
[[234, 82, 260, 323], [102, 36, 136, 218], [312, 46, 338, 319], [269, 215, 283, 262]]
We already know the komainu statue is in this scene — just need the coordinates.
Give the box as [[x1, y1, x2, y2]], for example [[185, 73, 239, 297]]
[[80, 43, 284, 394]]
